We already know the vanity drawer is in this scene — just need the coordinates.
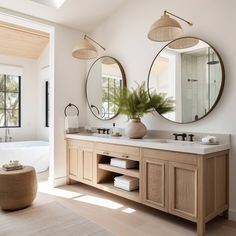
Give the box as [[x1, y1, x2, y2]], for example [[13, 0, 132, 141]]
[[143, 148, 198, 165], [67, 139, 94, 149], [95, 143, 140, 161]]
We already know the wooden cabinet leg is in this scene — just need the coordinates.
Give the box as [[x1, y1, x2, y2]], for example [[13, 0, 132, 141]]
[[197, 221, 205, 236], [66, 178, 71, 185], [220, 209, 229, 219]]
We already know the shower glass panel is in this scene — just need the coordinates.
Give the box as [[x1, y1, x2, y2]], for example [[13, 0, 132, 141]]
[[208, 47, 221, 109]]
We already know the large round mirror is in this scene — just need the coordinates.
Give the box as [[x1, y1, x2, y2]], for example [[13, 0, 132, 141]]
[[148, 37, 225, 123], [86, 56, 126, 120]]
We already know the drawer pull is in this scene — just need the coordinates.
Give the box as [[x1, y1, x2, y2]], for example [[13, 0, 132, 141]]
[[122, 155, 129, 158]]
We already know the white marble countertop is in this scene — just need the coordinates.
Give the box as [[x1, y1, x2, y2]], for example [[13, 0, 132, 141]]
[[65, 133, 231, 155]]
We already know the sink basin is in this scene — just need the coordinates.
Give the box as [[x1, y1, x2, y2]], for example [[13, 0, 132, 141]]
[[92, 133, 111, 138], [145, 139, 198, 146]]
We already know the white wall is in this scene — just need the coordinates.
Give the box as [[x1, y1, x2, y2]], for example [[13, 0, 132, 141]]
[[36, 43, 49, 141], [0, 9, 87, 187], [0, 55, 38, 141], [52, 25, 86, 184], [87, 0, 236, 219]]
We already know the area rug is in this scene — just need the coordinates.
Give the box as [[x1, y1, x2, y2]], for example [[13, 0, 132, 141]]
[[0, 202, 115, 236]]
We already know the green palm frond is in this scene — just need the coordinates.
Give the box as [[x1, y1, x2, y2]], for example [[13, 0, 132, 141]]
[[110, 81, 175, 119]]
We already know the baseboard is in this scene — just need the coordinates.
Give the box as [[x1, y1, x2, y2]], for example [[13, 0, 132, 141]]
[[48, 176, 67, 187], [229, 208, 236, 221]]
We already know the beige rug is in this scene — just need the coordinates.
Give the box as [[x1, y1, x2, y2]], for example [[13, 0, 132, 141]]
[[0, 202, 115, 236]]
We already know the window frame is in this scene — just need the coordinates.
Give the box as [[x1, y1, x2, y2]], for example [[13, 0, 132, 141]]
[[45, 81, 49, 127], [101, 76, 121, 119], [0, 75, 21, 128]]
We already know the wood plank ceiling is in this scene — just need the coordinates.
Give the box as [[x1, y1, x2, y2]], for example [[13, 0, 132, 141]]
[[0, 21, 49, 59]]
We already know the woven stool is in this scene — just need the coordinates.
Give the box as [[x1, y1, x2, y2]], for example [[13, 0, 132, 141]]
[[0, 166, 37, 210]]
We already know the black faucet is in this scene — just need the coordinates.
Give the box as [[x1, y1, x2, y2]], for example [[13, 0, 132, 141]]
[[188, 134, 194, 142], [97, 128, 110, 134], [173, 133, 187, 141]]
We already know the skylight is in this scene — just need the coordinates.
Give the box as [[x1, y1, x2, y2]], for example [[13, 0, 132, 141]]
[[31, 0, 66, 9]]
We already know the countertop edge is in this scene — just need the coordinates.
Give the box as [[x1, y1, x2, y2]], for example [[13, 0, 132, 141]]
[[65, 134, 230, 155]]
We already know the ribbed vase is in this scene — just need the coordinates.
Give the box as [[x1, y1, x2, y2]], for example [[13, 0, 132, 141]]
[[125, 118, 147, 139]]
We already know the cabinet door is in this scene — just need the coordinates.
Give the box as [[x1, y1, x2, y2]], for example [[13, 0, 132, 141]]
[[68, 146, 78, 177], [82, 149, 94, 183], [169, 162, 197, 221], [142, 157, 168, 211]]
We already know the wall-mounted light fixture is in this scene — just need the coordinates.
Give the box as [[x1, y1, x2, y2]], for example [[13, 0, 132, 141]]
[[101, 57, 116, 65], [72, 35, 105, 60], [148, 10, 193, 42], [168, 38, 199, 49]]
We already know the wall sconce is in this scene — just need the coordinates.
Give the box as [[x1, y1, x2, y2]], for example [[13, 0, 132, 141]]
[[148, 10, 193, 42], [72, 35, 105, 60], [101, 57, 116, 65], [168, 38, 199, 49]]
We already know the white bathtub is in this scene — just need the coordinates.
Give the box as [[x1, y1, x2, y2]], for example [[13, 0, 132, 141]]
[[0, 141, 49, 173]]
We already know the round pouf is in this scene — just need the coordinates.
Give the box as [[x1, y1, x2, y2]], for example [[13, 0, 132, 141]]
[[0, 166, 37, 210]]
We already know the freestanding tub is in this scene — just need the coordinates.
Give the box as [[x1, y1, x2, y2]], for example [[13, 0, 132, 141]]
[[0, 141, 49, 173]]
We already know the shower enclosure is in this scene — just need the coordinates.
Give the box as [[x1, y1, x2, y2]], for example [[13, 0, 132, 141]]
[[181, 47, 221, 122]]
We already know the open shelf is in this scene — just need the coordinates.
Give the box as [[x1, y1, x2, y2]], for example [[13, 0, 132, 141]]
[[98, 163, 140, 178], [96, 181, 140, 202]]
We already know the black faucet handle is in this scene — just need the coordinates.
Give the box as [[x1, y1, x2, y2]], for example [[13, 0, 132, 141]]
[[172, 133, 178, 140], [189, 134, 194, 142], [173, 133, 187, 141]]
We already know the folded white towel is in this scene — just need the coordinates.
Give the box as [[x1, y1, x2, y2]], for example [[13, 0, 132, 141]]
[[65, 116, 79, 130], [201, 136, 217, 143], [110, 158, 138, 169], [114, 175, 139, 185], [114, 181, 139, 191]]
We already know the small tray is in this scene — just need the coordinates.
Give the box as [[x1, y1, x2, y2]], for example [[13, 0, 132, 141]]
[[200, 141, 219, 145], [2, 165, 23, 171]]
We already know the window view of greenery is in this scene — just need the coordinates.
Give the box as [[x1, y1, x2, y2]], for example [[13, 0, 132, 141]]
[[0, 74, 20, 127], [102, 76, 121, 119]]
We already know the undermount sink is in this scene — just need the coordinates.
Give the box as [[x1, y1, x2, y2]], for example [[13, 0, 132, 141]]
[[146, 139, 198, 146], [92, 133, 111, 137]]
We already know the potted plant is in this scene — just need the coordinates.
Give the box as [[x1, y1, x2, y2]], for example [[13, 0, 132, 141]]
[[111, 82, 174, 138]]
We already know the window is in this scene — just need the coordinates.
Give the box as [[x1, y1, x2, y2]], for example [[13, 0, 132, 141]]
[[101, 76, 121, 119], [0, 74, 21, 128], [45, 81, 49, 127]]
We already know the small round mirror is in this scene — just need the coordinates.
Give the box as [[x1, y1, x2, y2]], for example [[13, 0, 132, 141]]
[[148, 37, 225, 123], [86, 56, 126, 120]]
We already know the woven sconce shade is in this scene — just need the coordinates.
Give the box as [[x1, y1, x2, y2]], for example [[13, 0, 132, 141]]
[[148, 14, 183, 42], [72, 37, 97, 60], [168, 38, 199, 49], [148, 11, 193, 42], [101, 57, 116, 65]]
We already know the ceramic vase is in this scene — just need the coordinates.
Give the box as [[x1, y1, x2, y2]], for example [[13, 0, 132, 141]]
[[125, 118, 147, 139]]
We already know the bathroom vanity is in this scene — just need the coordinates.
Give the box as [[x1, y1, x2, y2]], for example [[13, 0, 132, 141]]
[[66, 134, 230, 236]]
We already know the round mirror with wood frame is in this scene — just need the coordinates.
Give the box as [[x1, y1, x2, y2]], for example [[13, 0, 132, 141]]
[[148, 37, 225, 124]]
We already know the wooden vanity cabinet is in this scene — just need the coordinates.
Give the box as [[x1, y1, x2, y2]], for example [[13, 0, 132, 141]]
[[67, 145, 78, 177], [66, 139, 229, 236], [142, 148, 229, 236], [169, 162, 198, 221], [67, 139, 95, 184], [142, 156, 168, 212]]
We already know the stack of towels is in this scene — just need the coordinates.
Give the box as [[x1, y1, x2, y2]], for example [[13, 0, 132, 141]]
[[114, 175, 139, 191], [65, 116, 79, 134], [110, 158, 138, 169], [201, 135, 218, 144]]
